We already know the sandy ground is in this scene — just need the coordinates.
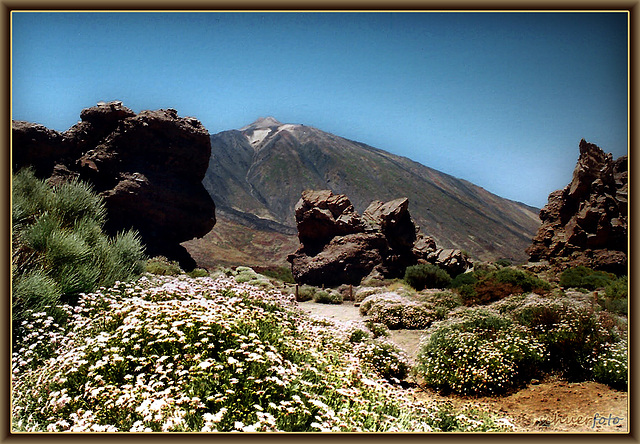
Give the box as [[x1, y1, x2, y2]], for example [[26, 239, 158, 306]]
[[298, 301, 629, 434]]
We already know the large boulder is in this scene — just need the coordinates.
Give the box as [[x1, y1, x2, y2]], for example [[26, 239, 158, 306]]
[[12, 101, 216, 270], [288, 190, 471, 286], [526, 139, 627, 274]]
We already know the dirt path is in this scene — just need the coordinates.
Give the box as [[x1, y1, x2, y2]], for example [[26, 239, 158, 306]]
[[298, 301, 629, 433]]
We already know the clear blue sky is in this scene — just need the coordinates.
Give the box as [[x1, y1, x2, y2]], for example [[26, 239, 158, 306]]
[[12, 12, 628, 208]]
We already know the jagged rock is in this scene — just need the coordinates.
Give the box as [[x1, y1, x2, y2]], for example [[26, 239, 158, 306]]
[[527, 139, 627, 274], [294, 189, 366, 254], [288, 190, 471, 286], [362, 198, 417, 249], [12, 101, 216, 270]]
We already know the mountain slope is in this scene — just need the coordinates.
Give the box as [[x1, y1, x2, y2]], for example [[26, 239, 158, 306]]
[[187, 117, 541, 267]]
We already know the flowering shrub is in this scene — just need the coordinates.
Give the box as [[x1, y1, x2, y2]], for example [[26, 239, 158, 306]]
[[365, 321, 389, 338], [416, 309, 545, 395], [359, 293, 405, 316], [12, 275, 512, 432], [593, 341, 628, 389], [360, 294, 438, 330], [510, 298, 619, 381], [357, 340, 411, 381]]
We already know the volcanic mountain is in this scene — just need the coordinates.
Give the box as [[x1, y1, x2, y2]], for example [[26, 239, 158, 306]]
[[183, 117, 541, 268]]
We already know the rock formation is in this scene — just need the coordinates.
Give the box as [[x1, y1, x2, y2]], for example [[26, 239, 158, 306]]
[[526, 139, 627, 274], [12, 101, 216, 269], [287, 190, 471, 286]]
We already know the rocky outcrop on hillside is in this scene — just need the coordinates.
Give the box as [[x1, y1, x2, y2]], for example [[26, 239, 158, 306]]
[[12, 101, 216, 269], [526, 139, 627, 274], [287, 190, 471, 286]]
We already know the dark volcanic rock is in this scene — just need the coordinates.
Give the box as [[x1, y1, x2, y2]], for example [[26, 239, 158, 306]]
[[526, 139, 627, 274], [288, 190, 471, 286], [12, 101, 216, 270]]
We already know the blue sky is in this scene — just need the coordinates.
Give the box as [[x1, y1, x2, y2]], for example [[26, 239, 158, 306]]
[[12, 12, 628, 208]]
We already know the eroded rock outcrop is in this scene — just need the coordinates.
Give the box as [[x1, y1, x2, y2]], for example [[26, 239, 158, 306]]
[[526, 139, 627, 274], [12, 101, 216, 269], [287, 190, 471, 286]]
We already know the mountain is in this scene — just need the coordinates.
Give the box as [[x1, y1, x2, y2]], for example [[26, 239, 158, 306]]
[[183, 117, 541, 268]]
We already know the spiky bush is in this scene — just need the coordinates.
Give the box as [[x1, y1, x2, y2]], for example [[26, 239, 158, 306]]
[[12, 169, 146, 333]]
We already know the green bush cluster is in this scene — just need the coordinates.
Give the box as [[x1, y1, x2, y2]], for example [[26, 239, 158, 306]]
[[404, 264, 452, 290], [454, 267, 550, 306], [232, 267, 272, 288], [559, 266, 616, 290], [145, 256, 183, 276], [12, 169, 146, 331], [187, 268, 210, 278], [312, 290, 343, 305], [256, 266, 295, 284]]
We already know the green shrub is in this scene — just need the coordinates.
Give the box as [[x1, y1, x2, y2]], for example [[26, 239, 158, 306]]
[[602, 276, 628, 315], [12, 169, 146, 332], [313, 290, 343, 304], [348, 328, 371, 344], [365, 321, 389, 338], [12, 269, 62, 322], [449, 272, 478, 289], [490, 268, 550, 293], [358, 339, 411, 381], [416, 309, 545, 395], [404, 264, 452, 290], [593, 341, 628, 389], [458, 268, 550, 306], [187, 268, 209, 278], [146, 256, 182, 276], [559, 266, 615, 290], [296, 285, 316, 302], [494, 259, 512, 268], [256, 266, 295, 284]]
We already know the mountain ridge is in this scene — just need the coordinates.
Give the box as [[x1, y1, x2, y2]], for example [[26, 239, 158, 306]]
[[185, 118, 541, 268]]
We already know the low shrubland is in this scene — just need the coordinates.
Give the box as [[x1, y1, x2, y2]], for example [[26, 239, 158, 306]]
[[416, 292, 627, 395], [12, 275, 512, 432], [12, 169, 146, 337]]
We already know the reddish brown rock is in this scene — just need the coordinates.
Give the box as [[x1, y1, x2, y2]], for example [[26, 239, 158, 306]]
[[288, 190, 471, 286], [12, 101, 216, 269], [527, 139, 627, 274]]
